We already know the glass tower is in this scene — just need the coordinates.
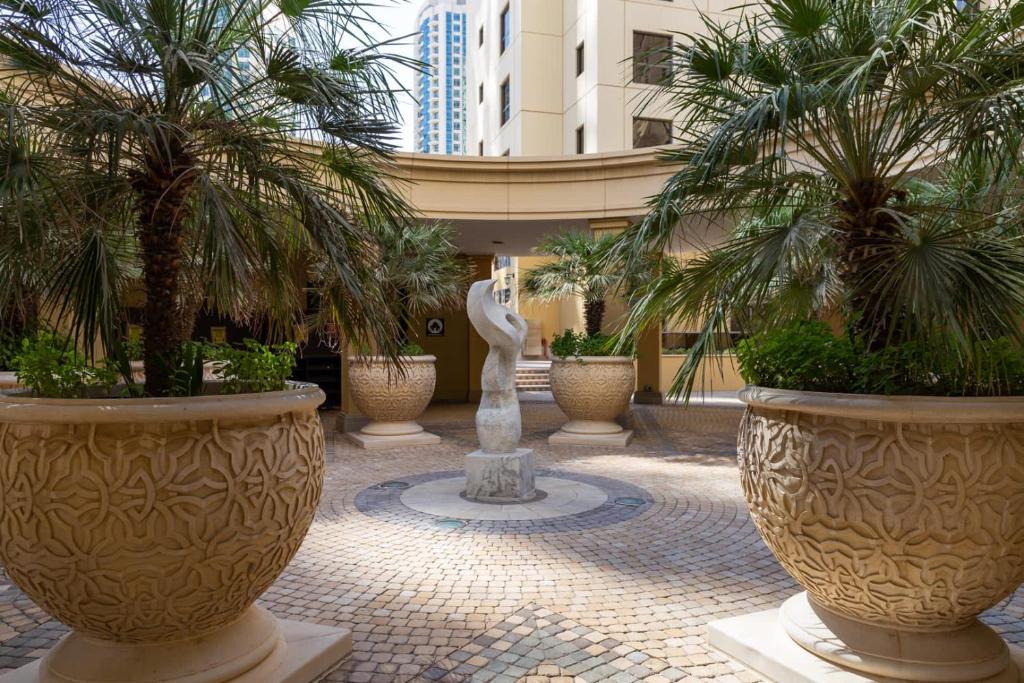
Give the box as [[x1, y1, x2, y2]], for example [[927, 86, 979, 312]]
[[415, 0, 468, 155]]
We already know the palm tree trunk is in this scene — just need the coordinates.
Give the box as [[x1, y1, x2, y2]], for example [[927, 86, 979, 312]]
[[837, 183, 904, 349], [135, 153, 192, 396], [584, 299, 605, 337]]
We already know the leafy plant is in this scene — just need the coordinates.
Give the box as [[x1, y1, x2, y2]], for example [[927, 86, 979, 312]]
[[14, 332, 117, 398], [0, 0, 417, 397], [400, 342, 426, 356], [610, 0, 1024, 398], [737, 321, 1024, 396], [160, 342, 208, 398], [735, 321, 858, 393], [550, 330, 633, 359], [0, 333, 21, 370], [209, 340, 297, 394], [124, 337, 144, 363]]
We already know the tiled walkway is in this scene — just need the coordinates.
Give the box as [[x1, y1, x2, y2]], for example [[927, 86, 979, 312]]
[[1, 402, 1021, 682]]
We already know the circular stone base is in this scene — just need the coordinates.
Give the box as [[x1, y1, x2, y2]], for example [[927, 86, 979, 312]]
[[38, 606, 285, 683], [780, 592, 1017, 682], [400, 476, 607, 521], [361, 421, 424, 437], [562, 420, 624, 435]]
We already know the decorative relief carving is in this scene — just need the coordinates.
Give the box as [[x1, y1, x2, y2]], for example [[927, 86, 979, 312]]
[[738, 406, 1024, 629], [0, 408, 325, 643], [348, 357, 436, 423], [550, 359, 635, 423]]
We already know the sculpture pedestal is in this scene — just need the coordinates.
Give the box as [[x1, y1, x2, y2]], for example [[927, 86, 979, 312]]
[[465, 449, 535, 502]]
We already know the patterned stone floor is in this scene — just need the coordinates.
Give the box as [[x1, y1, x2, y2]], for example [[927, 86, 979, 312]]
[[1, 401, 1021, 682]]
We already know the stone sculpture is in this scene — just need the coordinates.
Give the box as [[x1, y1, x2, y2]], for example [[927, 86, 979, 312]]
[[465, 279, 534, 501]]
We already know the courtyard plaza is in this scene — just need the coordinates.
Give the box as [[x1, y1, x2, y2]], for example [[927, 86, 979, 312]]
[[0, 398, 1021, 683]]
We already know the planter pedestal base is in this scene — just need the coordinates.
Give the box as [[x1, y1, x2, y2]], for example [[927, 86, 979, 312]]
[[346, 430, 441, 450], [347, 420, 441, 449], [549, 420, 633, 446], [709, 593, 1022, 683], [549, 428, 633, 446], [0, 608, 351, 683]]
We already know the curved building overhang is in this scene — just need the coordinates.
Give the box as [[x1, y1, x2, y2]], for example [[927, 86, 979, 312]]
[[390, 148, 678, 222]]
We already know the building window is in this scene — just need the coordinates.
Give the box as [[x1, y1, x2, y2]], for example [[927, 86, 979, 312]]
[[633, 117, 673, 148], [500, 78, 510, 125], [576, 42, 585, 76], [575, 125, 585, 154], [478, 82, 484, 103], [633, 31, 672, 84], [500, 5, 510, 54]]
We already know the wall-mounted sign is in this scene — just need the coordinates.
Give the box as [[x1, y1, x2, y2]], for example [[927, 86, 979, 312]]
[[426, 318, 445, 337], [210, 326, 228, 345]]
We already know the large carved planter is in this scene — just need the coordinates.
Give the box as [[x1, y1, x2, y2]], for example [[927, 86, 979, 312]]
[[0, 383, 345, 683], [346, 356, 440, 448], [549, 356, 635, 445], [738, 386, 1024, 681]]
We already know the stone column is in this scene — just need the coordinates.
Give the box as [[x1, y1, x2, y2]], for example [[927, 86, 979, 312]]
[[336, 342, 366, 433], [634, 324, 663, 404]]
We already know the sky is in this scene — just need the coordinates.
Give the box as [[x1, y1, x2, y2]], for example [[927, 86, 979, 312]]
[[365, 1, 422, 151]]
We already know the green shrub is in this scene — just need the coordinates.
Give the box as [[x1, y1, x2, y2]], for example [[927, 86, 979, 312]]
[[550, 330, 633, 359], [0, 333, 21, 370], [735, 321, 857, 393], [124, 336, 144, 362], [14, 332, 117, 398], [208, 340, 297, 394], [737, 321, 1024, 396], [400, 342, 425, 356]]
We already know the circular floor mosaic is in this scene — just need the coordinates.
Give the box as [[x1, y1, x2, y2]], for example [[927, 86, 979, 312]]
[[354, 468, 652, 534]]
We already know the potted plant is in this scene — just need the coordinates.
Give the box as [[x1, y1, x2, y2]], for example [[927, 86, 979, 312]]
[[547, 330, 636, 446], [0, 1, 412, 681], [343, 221, 471, 448], [611, 0, 1024, 678], [522, 232, 642, 445]]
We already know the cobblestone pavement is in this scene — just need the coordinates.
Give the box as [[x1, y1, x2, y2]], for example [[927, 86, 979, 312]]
[[1, 402, 1021, 682]]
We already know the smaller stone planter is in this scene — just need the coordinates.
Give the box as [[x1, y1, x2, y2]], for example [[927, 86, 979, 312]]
[[346, 355, 441, 449], [548, 356, 635, 446]]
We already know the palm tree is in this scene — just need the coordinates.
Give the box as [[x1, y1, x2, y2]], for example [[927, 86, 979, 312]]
[[319, 220, 472, 350], [521, 232, 618, 336], [0, 0, 416, 396], [611, 0, 1024, 398]]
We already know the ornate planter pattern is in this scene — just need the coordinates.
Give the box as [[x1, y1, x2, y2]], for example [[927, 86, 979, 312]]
[[0, 384, 326, 681], [549, 356, 635, 435], [738, 386, 1024, 680], [348, 356, 436, 436]]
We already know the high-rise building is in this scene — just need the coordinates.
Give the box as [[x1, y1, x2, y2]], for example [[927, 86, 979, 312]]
[[468, 0, 712, 156], [415, 0, 469, 155]]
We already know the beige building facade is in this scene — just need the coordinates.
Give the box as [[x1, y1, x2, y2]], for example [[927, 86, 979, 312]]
[[467, 0, 716, 157]]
